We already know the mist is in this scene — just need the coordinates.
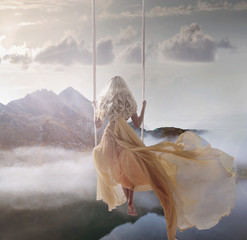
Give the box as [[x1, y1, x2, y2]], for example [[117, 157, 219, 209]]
[[0, 147, 97, 209], [0, 119, 246, 239]]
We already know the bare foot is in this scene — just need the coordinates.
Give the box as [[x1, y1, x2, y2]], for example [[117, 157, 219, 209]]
[[127, 205, 137, 216]]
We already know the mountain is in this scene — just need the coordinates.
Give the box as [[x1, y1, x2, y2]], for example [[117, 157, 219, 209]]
[[0, 88, 97, 150], [0, 87, 207, 150], [59, 87, 93, 121], [7, 89, 77, 118], [129, 122, 207, 140], [0, 103, 6, 113]]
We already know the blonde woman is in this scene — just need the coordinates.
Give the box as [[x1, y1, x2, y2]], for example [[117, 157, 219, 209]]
[[92, 76, 236, 240]]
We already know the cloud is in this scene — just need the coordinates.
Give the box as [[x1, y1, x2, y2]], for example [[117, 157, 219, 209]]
[[1, 33, 115, 67], [160, 23, 234, 62], [99, 1, 247, 19], [0, 147, 97, 209], [217, 37, 236, 49], [0, 0, 62, 10], [120, 42, 142, 63], [14, 12, 22, 16], [35, 36, 92, 65], [18, 21, 43, 26], [146, 1, 247, 18], [78, 15, 89, 23], [96, 37, 115, 65], [197, 0, 247, 12], [119, 41, 158, 64], [0, 35, 7, 60], [147, 5, 194, 17], [0, 35, 6, 42], [99, 10, 141, 20], [116, 26, 138, 45], [35, 35, 115, 66], [3, 53, 32, 69], [1, 42, 34, 68]]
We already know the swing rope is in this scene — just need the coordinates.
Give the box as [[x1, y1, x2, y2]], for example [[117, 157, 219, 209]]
[[141, 0, 145, 141], [92, 0, 145, 146], [92, 0, 97, 147]]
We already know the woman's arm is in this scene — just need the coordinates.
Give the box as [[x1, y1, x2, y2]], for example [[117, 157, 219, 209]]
[[131, 100, 146, 128]]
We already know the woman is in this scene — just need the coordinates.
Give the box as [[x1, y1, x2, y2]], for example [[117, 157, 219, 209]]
[[92, 76, 236, 240]]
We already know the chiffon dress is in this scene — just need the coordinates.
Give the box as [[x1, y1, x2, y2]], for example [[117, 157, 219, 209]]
[[93, 117, 236, 240]]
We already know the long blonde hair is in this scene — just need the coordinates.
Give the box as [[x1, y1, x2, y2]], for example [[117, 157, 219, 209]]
[[96, 76, 137, 121]]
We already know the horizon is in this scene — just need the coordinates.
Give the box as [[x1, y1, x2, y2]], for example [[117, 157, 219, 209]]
[[1, 85, 246, 131]]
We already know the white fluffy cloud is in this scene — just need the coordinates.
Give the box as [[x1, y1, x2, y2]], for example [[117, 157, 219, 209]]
[[116, 26, 138, 44], [99, 1, 247, 19], [119, 41, 158, 64], [1, 40, 35, 69], [197, 0, 247, 12], [0, 34, 115, 67], [147, 5, 194, 17], [35, 36, 92, 65], [160, 23, 234, 62], [147, 1, 247, 17], [120, 42, 142, 63], [36, 36, 115, 66]]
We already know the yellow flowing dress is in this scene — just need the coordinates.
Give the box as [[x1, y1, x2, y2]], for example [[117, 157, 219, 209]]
[[93, 117, 236, 240]]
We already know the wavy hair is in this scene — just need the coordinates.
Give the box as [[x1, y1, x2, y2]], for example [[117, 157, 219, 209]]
[[96, 76, 137, 121]]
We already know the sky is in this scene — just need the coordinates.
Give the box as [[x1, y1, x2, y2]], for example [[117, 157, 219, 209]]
[[0, 0, 247, 129]]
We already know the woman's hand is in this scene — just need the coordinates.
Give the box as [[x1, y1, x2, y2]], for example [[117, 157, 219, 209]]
[[142, 100, 147, 109], [92, 100, 97, 108], [131, 100, 147, 128], [95, 117, 102, 129]]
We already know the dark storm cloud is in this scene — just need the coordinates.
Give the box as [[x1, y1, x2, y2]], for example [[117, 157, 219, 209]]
[[160, 23, 234, 62]]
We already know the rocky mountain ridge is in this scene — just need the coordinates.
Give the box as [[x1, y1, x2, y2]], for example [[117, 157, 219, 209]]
[[0, 88, 206, 150], [0, 88, 95, 150]]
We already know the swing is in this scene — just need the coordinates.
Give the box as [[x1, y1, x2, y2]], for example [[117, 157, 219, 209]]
[[92, 0, 146, 146], [91, 2, 236, 240]]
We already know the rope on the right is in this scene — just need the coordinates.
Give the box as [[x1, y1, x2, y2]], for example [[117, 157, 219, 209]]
[[141, 0, 145, 141]]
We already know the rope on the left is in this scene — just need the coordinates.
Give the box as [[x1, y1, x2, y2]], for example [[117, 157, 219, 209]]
[[92, 0, 97, 146]]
